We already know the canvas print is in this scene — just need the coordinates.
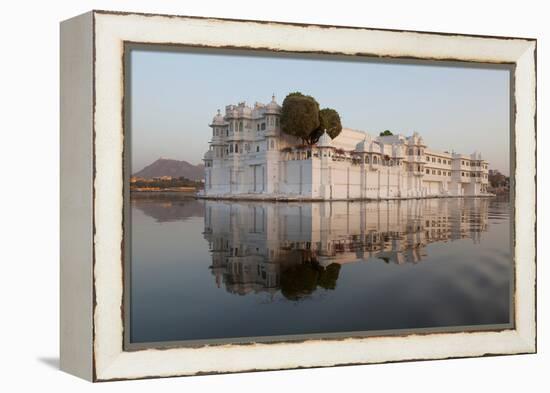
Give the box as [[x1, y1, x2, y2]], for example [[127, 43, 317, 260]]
[[126, 46, 513, 347]]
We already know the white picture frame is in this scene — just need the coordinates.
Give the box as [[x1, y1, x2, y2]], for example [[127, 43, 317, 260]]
[[60, 10, 536, 381]]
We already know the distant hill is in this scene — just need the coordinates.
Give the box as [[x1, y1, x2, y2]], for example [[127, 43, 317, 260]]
[[133, 158, 205, 181]]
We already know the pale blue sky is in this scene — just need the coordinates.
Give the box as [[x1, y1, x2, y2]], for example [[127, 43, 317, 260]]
[[130, 48, 510, 175]]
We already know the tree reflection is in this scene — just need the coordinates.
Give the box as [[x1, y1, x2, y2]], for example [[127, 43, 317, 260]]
[[279, 251, 341, 300]]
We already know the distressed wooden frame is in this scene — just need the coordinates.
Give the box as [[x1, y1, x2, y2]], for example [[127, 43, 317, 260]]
[[60, 10, 537, 382]]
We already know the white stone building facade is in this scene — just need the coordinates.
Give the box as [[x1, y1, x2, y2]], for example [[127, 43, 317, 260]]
[[202, 96, 490, 200]]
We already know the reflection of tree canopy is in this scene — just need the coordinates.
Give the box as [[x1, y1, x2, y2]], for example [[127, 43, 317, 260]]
[[280, 252, 341, 300]]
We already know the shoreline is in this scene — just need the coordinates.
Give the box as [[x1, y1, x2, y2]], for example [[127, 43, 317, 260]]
[[195, 193, 496, 202], [130, 190, 500, 202]]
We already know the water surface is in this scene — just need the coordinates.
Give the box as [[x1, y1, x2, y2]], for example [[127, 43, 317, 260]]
[[129, 196, 512, 345]]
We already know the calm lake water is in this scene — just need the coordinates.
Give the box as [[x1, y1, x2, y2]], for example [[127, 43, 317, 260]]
[[129, 196, 512, 345]]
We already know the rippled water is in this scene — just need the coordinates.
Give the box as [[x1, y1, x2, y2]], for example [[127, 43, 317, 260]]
[[129, 195, 512, 345]]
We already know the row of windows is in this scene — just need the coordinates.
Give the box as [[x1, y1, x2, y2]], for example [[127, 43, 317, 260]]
[[462, 172, 487, 178], [426, 168, 451, 176], [228, 120, 248, 132], [224, 121, 263, 133], [225, 117, 279, 133], [426, 156, 451, 165], [226, 139, 278, 155], [423, 168, 489, 178], [461, 160, 487, 169], [423, 156, 489, 169], [214, 120, 273, 137], [228, 143, 258, 154], [367, 156, 401, 166]]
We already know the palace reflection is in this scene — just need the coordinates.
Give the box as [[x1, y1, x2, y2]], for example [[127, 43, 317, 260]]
[[203, 198, 489, 299]]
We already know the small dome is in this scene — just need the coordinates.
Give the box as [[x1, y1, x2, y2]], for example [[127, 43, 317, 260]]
[[211, 109, 225, 125], [203, 150, 214, 160], [265, 94, 281, 114], [356, 137, 369, 152], [317, 130, 333, 148]]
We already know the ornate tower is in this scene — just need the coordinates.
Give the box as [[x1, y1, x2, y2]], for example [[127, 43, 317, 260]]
[[263, 95, 282, 194]]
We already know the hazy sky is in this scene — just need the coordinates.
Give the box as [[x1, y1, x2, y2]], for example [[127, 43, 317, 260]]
[[130, 48, 510, 175]]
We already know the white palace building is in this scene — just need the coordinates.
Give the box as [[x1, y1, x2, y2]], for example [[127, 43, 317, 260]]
[[202, 96, 490, 200]]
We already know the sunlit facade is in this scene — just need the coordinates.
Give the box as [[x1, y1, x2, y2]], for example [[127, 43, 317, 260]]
[[202, 96, 490, 200]]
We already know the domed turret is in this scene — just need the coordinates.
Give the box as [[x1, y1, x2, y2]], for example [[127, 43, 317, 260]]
[[203, 149, 214, 160], [317, 130, 333, 148], [265, 94, 281, 114], [211, 109, 225, 126], [355, 137, 369, 152]]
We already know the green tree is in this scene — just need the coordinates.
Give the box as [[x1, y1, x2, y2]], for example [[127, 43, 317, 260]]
[[279, 254, 342, 301], [317, 263, 341, 290], [280, 92, 320, 145], [318, 108, 343, 140], [379, 130, 393, 136], [280, 262, 319, 301]]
